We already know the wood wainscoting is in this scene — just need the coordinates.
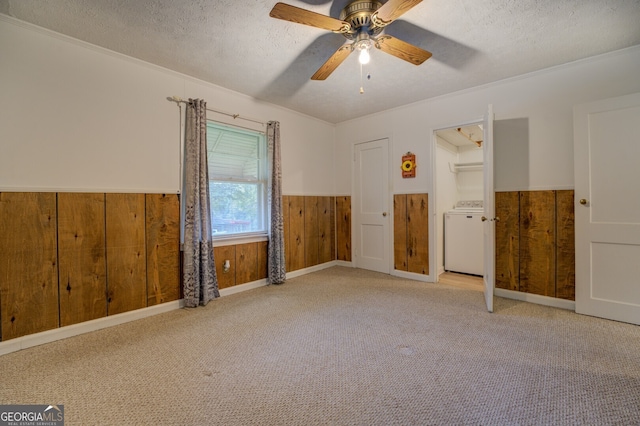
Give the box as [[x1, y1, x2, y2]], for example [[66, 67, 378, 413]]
[[394, 193, 429, 275], [214, 195, 347, 288], [0, 192, 180, 341], [213, 241, 268, 290], [0, 192, 347, 342], [495, 190, 575, 300], [335, 196, 351, 262], [282, 195, 345, 273]]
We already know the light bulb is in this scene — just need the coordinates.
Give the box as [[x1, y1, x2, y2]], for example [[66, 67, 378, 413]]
[[358, 47, 370, 65]]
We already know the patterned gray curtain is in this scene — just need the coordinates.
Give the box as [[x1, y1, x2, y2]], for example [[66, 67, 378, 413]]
[[183, 99, 219, 306], [267, 121, 286, 284]]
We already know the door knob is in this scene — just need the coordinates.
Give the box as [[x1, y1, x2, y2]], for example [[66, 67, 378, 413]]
[[382, 212, 387, 217], [481, 216, 487, 222], [579, 199, 588, 205]]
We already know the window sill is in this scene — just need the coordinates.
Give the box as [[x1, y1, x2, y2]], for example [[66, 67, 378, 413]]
[[212, 233, 268, 247]]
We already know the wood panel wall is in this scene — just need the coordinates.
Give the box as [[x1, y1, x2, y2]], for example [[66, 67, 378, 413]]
[[282, 195, 342, 272], [319, 196, 336, 264], [146, 194, 181, 306], [58, 193, 107, 326], [393, 195, 408, 271], [394, 193, 429, 275], [555, 190, 576, 300], [0, 192, 181, 341], [519, 191, 556, 296], [0, 193, 59, 340], [0, 191, 343, 341], [106, 193, 147, 315], [214, 245, 236, 290], [494, 190, 575, 300], [236, 242, 259, 284], [286, 196, 306, 272], [304, 197, 320, 268], [407, 194, 429, 274], [214, 194, 340, 288], [213, 241, 268, 290], [495, 192, 519, 291], [336, 196, 351, 262]]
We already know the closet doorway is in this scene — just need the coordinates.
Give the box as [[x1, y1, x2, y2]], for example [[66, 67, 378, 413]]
[[434, 122, 485, 290]]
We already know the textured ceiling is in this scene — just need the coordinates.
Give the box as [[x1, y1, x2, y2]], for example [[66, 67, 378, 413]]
[[2, 0, 640, 124]]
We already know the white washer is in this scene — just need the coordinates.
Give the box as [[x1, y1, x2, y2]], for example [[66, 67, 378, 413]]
[[444, 200, 484, 276]]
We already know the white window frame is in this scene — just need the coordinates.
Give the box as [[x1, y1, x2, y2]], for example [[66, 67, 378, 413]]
[[207, 121, 268, 242]]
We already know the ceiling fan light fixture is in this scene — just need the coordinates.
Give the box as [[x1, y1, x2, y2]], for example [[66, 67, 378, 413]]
[[355, 34, 373, 65], [358, 43, 371, 64]]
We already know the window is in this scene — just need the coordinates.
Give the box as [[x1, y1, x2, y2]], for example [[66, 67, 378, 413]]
[[207, 122, 267, 238]]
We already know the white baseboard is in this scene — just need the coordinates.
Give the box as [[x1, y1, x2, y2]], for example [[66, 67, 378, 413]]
[[285, 261, 343, 280], [392, 269, 433, 282], [220, 260, 344, 293], [0, 300, 184, 356], [219, 279, 268, 296], [494, 288, 575, 311]]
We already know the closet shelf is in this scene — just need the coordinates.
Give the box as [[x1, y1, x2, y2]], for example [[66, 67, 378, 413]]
[[448, 162, 483, 173]]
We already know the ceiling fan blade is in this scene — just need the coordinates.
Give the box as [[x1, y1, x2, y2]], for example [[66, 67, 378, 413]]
[[371, 0, 422, 28], [376, 35, 432, 65], [270, 2, 351, 33], [311, 44, 353, 80]]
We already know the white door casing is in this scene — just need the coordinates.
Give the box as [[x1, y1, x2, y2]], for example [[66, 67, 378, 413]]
[[353, 139, 390, 274], [574, 92, 640, 325], [483, 105, 495, 313]]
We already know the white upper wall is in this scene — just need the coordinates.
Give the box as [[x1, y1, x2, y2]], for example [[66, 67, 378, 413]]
[[334, 46, 640, 194], [0, 17, 336, 195], [3, 16, 639, 197]]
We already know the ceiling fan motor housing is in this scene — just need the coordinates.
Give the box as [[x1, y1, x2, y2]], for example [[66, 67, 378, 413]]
[[340, 0, 384, 39]]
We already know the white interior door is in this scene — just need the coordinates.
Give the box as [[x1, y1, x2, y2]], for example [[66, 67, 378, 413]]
[[354, 139, 390, 273], [482, 105, 495, 313], [574, 92, 640, 325]]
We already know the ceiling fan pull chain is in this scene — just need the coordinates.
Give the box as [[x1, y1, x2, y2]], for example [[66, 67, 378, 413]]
[[360, 62, 365, 94]]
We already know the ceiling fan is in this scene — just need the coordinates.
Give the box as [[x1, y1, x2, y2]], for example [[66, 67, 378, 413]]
[[269, 0, 432, 80]]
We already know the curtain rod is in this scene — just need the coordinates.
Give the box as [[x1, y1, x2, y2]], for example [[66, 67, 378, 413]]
[[167, 96, 266, 127]]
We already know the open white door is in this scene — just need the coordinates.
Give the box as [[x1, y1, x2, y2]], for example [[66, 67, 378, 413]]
[[354, 139, 391, 274], [482, 105, 495, 312], [574, 92, 640, 325]]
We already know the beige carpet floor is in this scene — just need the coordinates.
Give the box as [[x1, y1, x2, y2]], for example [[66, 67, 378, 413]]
[[1, 266, 639, 425]]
